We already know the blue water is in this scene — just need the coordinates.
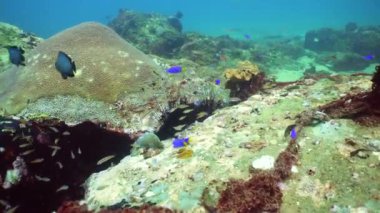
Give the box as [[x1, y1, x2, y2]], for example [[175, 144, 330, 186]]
[[1, 0, 379, 38]]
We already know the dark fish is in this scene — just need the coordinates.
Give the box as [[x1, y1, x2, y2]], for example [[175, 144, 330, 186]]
[[55, 51, 76, 79], [174, 11, 183, 19], [7, 46, 25, 66]]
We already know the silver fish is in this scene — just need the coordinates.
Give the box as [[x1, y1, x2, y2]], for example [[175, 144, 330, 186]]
[[62, 131, 71, 136], [19, 143, 32, 148], [196, 111, 208, 119], [173, 124, 186, 131], [49, 126, 59, 133], [35, 175, 50, 182], [178, 104, 190, 109], [30, 158, 44, 164], [97, 155, 115, 165], [21, 149, 35, 156], [56, 185, 69, 192], [56, 161, 63, 169], [183, 108, 194, 114]]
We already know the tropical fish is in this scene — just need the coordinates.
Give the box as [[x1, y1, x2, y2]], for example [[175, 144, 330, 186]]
[[166, 65, 185, 74], [55, 51, 76, 79], [196, 111, 208, 120], [284, 124, 296, 138], [215, 79, 221, 85], [172, 137, 189, 148], [244, 34, 251, 40], [97, 155, 115, 165], [290, 127, 297, 140], [176, 147, 193, 159], [7, 46, 25, 66], [362, 54, 375, 61], [173, 124, 186, 131], [183, 108, 194, 114]]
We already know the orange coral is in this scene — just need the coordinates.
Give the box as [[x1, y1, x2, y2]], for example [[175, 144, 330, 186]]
[[224, 60, 261, 81]]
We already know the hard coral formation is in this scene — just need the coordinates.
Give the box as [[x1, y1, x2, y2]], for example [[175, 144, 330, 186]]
[[0, 22, 173, 131], [224, 60, 265, 100], [0, 116, 133, 212]]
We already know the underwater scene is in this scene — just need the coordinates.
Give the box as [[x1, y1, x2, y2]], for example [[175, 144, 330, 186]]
[[1, 0, 380, 212]]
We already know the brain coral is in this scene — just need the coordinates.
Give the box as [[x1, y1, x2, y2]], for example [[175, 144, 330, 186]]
[[224, 60, 261, 81], [0, 22, 172, 131]]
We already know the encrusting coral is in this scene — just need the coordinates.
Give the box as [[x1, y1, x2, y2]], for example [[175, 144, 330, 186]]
[[224, 60, 266, 100]]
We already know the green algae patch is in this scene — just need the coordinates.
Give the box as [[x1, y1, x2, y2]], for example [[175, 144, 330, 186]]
[[282, 119, 380, 211]]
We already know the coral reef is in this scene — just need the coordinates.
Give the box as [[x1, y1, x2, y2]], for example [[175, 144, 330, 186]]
[[0, 116, 134, 212], [304, 24, 380, 62], [224, 60, 265, 100], [109, 10, 257, 65], [79, 71, 378, 212], [0, 22, 175, 132], [108, 9, 185, 57]]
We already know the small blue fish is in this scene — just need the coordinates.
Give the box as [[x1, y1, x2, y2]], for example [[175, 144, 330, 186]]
[[362, 54, 375, 61], [172, 137, 189, 148], [7, 46, 25, 66], [55, 51, 76, 79], [166, 65, 183, 74], [215, 79, 221, 85], [290, 128, 297, 140], [244, 34, 251, 40]]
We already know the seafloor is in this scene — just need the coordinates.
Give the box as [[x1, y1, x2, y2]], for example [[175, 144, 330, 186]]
[[0, 9, 380, 213]]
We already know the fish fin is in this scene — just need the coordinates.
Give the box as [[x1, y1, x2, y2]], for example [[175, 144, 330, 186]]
[[61, 74, 67, 79], [72, 61, 76, 72]]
